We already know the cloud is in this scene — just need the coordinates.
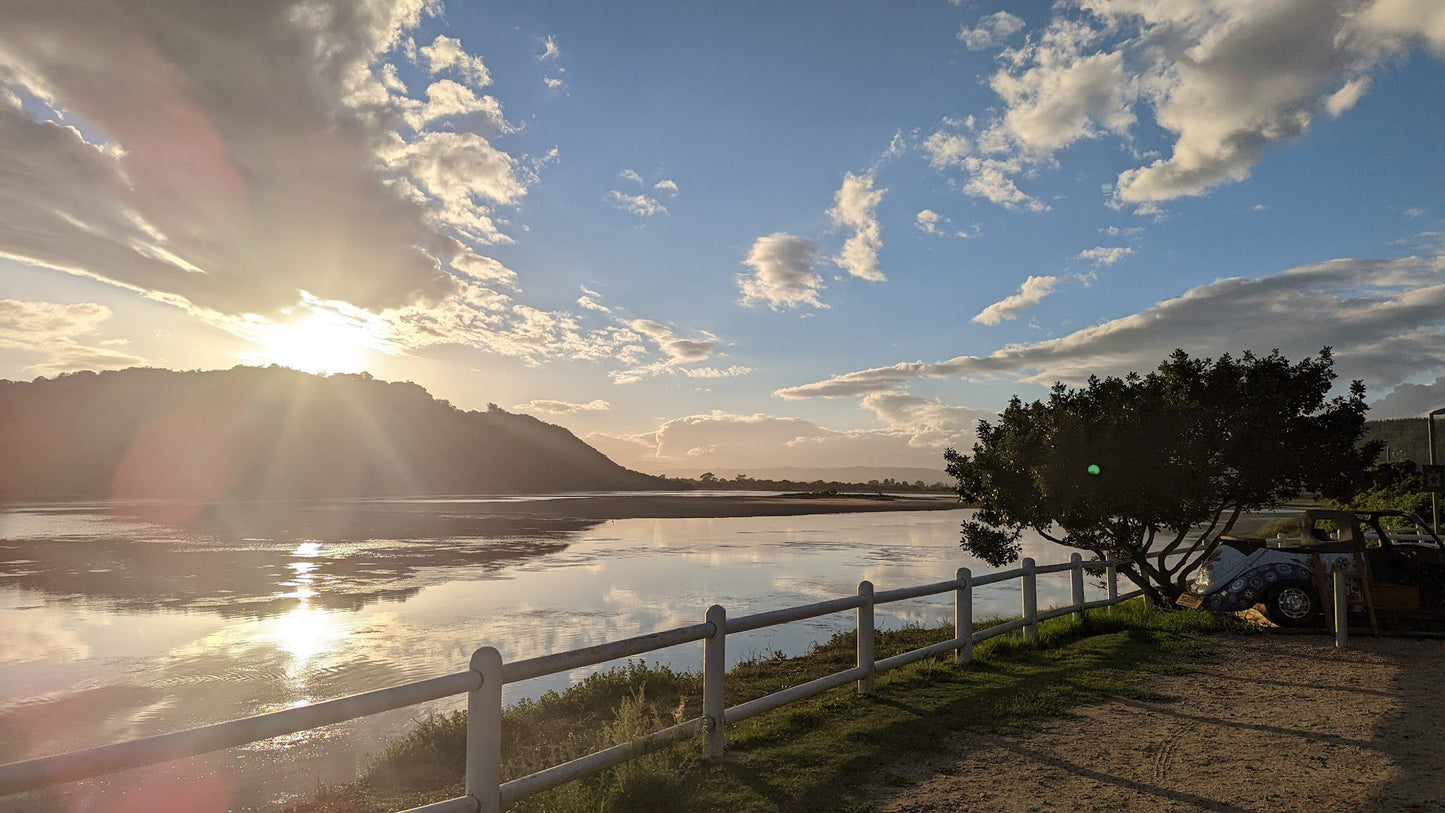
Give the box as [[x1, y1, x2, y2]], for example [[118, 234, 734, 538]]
[[618, 169, 643, 185], [971, 275, 1060, 326], [419, 34, 492, 88], [0, 3, 744, 382], [653, 179, 680, 195], [778, 253, 1445, 400], [539, 35, 560, 61], [958, 11, 1027, 51], [577, 286, 611, 313], [606, 190, 667, 217], [544, 76, 565, 90], [583, 406, 990, 472], [514, 398, 609, 415], [406, 79, 509, 131], [738, 233, 826, 310], [922, 2, 1445, 212], [1405, 207, 1426, 219], [1371, 377, 1445, 418], [1077, 246, 1134, 266], [916, 210, 944, 235], [0, 1, 548, 336], [628, 319, 716, 362], [604, 319, 751, 384], [827, 171, 886, 282], [1325, 76, 1372, 117], [0, 300, 144, 375]]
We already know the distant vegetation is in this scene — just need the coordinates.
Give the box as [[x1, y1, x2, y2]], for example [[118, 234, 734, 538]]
[[0, 367, 667, 501], [662, 471, 954, 494], [1364, 418, 1433, 463]]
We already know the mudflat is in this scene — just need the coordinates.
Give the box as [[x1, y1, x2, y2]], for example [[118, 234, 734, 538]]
[[479, 492, 963, 520]]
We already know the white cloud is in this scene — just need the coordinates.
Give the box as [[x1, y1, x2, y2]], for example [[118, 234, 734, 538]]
[[779, 253, 1445, 401], [628, 319, 716, 362], [1077, 246, 1134, 266], [972, 275, 1060, 326], [1325, 76, 1373, 117], [922, 1, 1445, 213], [1405, 207, 1426, 219], [916, 209, 945, 235], [923, 126, 973, 170], [577, 286, 611, 313], [0, 300, 144, 375], [606, 190, 667, 217], [618, 169, 643, 185], [514, 398, 609, 415], [958, 11, 1027, 51], [738, 233, 825, 310], [828, 171, 886, 282], [584, 407, 989, 472], [544, 76, 565, 90], [419, 34, 492, 88], [406, 80, 508, 131], [653, 179, 680, 195], [539, 35, 560, 61]]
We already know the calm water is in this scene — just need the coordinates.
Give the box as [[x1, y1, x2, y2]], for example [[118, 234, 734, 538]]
[[0, 496, 1096, 811]]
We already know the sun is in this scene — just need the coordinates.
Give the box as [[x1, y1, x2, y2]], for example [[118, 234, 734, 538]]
[[249, 310, 381, 375]]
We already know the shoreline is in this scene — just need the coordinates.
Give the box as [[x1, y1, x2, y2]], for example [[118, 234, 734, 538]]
[[476, 492, 964, 520]]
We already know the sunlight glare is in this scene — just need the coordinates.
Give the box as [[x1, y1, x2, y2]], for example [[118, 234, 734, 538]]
[[249, 311, 381, 375]]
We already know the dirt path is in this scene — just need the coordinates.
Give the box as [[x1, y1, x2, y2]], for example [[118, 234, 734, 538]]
[[868, 635, 1445, 812]]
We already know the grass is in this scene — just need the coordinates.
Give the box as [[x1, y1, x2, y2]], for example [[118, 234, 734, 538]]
[[296, 601, 1254, 813]]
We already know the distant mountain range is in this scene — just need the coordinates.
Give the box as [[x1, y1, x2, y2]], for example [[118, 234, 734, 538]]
[[0, 367, 666, 501]]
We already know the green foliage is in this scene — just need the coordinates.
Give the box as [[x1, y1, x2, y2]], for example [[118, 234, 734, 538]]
[[1332, 460, 1432, 523], [945, 348, 1379, 599]]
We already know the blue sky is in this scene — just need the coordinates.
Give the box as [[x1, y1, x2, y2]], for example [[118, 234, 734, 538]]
[[1, 0, 1443, 475]]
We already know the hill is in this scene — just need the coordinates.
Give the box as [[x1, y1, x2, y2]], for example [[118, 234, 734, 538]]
[[1364, 418, 1433, 463], [0, 367, 666, 500]]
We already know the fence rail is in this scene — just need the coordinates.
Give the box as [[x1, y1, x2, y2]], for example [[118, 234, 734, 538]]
[[0, 555, 1142, 811]]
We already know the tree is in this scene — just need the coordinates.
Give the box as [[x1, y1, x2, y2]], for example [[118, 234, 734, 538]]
[[945, 348, 1379, 605], [1333, 460, 1432, 524]]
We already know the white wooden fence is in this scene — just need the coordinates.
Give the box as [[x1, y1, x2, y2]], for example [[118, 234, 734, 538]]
[[0, 554, 1141, 811]]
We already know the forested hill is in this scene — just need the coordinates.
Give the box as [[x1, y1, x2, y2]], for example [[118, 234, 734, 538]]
[[0, 367, 666, 500], [1364, 418, 1432, 463]]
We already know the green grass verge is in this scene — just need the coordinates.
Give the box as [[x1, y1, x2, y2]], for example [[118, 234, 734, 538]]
[[296, 601, 1253, 813]]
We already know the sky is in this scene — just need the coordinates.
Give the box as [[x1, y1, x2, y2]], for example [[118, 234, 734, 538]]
[[1, 0, 1443, 476]]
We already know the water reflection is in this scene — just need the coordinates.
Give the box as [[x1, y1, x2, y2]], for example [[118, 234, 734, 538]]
[[0, 501, 1096, 811]]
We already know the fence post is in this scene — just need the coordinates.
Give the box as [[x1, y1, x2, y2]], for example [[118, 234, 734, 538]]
[[466, 646, 503, 813], [703, 605, 727, 758], [1106, 560, 1119, 609], [955, 567, 973, 665], [1070, 553, 1085, 623], [1022, 558, 1038, 642], [857, 581, 875, 695], [1332, 568, 1348, 650]]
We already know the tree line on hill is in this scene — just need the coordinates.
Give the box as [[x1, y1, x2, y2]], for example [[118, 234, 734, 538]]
[[0, 366, 668, 501]]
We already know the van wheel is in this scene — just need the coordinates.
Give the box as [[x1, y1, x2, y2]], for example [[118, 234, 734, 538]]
[[1263, 582, 1319, 627]]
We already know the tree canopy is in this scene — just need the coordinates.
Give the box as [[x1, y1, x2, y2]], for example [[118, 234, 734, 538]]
[[945, 348, 1379, 602]]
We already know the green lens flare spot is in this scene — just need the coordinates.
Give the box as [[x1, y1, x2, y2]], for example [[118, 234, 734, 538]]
[[1087, 464, 1101, 476]]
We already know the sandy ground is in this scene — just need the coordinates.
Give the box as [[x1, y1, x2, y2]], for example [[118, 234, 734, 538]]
[[868, 635, 1445, 812]]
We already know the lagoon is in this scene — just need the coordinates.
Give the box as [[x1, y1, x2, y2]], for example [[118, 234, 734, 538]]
[[0, 495, 1096, 810]]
